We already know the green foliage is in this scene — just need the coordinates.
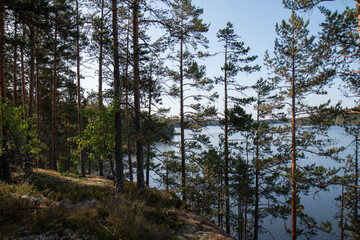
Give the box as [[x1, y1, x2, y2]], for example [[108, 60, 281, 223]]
[[283, 0, 325, 11], [264, 11, 342, 237], [217, 21, 260, 80], [75, 104, 115, 175], [229, 105, 253, 132], [0, 102, 44, 160], [319, 6, 360, 97]]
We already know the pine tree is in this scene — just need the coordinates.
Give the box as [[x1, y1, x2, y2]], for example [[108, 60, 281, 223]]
[[88, 0, 113, 176], [75, 0, 85, 177], [112, 0, 124, 192], [265, 12, 336, 239], [283, 0, 360, 98], [252, 78, 275, 240], [132, 0, 144, 189], [216, 21, 259, 234], [318, 6, 360, 97], [167, 0, 209, 202]]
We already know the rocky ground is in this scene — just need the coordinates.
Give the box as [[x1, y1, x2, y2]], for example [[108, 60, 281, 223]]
[[175, 210, 233, 240]]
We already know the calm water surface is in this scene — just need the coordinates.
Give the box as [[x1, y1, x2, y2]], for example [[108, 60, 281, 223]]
[[152, 125, 353, 239]]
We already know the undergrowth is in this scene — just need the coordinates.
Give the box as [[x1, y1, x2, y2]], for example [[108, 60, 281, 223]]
[[0, 169, 185, 240]]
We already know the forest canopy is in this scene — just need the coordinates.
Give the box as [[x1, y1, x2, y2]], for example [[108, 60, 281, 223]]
[[0, 0, 360, 239]]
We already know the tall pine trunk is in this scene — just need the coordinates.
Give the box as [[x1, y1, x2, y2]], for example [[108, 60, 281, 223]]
[[355, 134, 359, 234], [146, 60, 152, 187], [132, 0, 144, 189], [224, 40, 230, 234], [24, 26, 35, 181], [52, 12, 58, 171], [253, 94, 260, 240], [21, 25, 26, 118], [113, 0, 124, 192], [291, 53, 297, 240], [98, 0, 104, 177], [340, 185, 345, 240], [180, 18, 186, 202], [28, 28, 35, 119], [218, 168, 223, 228], [125, 18, 132, 182], [98, 0, 104, 109], [357, 1, 360, 64], [35, 43, 41, 168], [76, 0, 85, 177], [0, 0, 10, 183], [13, 21, 18, 107]]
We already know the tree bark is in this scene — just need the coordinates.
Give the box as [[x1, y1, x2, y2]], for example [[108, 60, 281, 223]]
[[98, 0, 104, 177], [218, 167, 223, 228], [52, 17, 57, 171], [25, 27, 35, 180], [35, 43, 41, 168], [76, 0, 85, 177], [28, 29, 34, 119], [132, 0, 144, 189], [21, 25, 26, 118], [13, 21, 18, 107], [355, 133, 359, 237], [291, 54, 297, 240], [180, 15, 186, 202], [0, 0, 10, 183], [224, 39, 230, 234], [340, 185, 344, 240], [146, 60, 153, 187], [254, 94, 260, 240], [125, 18, 132, 182], [98, 0, 104, 110], [113, 0, 124, 192], [357, 0, 360, 64], [66, 136, 70, 171]]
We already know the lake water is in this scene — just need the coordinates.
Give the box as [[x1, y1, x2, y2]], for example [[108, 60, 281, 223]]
[[149, 125, 355, 239]]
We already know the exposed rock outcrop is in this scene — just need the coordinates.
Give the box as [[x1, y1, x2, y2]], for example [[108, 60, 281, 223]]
[[173, 210, 234, 240]]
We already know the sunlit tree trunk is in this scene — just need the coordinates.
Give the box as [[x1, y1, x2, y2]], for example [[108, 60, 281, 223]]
[[179, 16, 186, 202], [223, 39, 230, 234], [125, 18, 132, 182], [113, 0, 124, 192], [340, 185, 344, 240], [132, 0, 144, 189], [76, 0, 85, 177], [356, 1, 360, 62], [98, 0, 104, 177]]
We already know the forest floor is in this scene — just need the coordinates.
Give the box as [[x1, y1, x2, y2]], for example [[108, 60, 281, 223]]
[[0, 168, 233, 240]]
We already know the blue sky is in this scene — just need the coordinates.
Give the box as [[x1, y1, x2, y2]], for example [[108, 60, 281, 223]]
[[82, 0, 356, 117], [185, 0, 356, 117]]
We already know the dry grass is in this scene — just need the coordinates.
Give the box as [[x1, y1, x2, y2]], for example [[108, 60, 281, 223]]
[[0, 169, 185, 240]]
